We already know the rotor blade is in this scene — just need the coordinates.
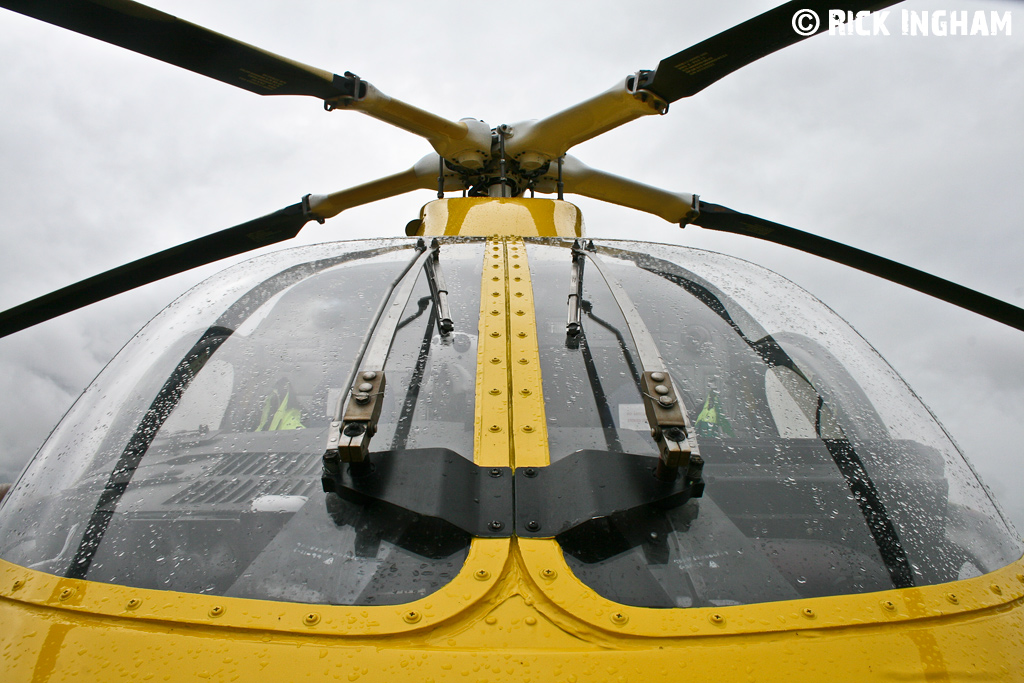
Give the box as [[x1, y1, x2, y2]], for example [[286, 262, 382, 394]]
[[694, 202, 1024, 332], [641, 1, 900, 103], [0, 0, 356, 100], [0, 203, 313, 338]]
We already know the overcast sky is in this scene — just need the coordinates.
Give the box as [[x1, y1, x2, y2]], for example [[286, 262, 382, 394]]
[[0, 0, 1021, 528]]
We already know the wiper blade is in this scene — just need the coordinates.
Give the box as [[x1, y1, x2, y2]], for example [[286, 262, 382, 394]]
[[570, 240, 702, 482], [323, 241, 434, 467], [424, 238, 454, 335]]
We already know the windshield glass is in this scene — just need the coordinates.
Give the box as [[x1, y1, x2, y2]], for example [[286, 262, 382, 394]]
[[0, 239, 484, 605], [527, 240, 1020, 608], [0, 236, 1018, 612]]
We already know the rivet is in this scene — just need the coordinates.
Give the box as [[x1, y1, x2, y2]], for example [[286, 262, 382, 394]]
[[512, 254, 519, 259], [58, 587, 75, 601], [515, 310, 525, 316], [657, 395, 676, 407], [209, 605, 225, 618], [523, 468, 538, 478], [485, 616, 497, 625], [514, 277, 522, 282], [946, 593, 959, 605], [801, 608, 816, 619], [303, 612, 321, 626], [526, 520, 540, 532], [881, 600, 896, 612], [403, 610, 422, 624], [489, 388, 501, 395], [991, 584, 1003, 595], [361, 371, 377, 381], [488, 520, 504, 531], [12, 579, 24, 591], [489, 468, 503, 478], [517, 332, 527, 338], [522, 425, 534, 433], [126, 598, 142, 610], [492, 276, 500, 281], [654, 384, 669, 395], [492, 264, 499, 269], [489, 424, 501, 433], [492, 291, 500, 297], [490, 357, 501, 364], [514, 292, 523, 297], [525, 616, 537, 626], [474, 569, 491, 581], [708, 613, 725, 625], [518, 358, 529, 365], [610, 612, 629, 626], [357, 382, 373, 392], [513, 264, 520, 269], [490, 331, 500, 337], [650, 372, 666, 382], [519, 389, 531, 396], [540, 569, 557, 580], [490, 309, 500, 316]]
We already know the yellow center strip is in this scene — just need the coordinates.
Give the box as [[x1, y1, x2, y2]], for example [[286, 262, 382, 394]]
[[473, 238, 511, 467], [504, 239, 550, 469], [473, 238, 549, 469]]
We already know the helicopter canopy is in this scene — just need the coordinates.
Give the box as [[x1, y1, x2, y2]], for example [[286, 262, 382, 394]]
[[0, 237, 1017, 609]]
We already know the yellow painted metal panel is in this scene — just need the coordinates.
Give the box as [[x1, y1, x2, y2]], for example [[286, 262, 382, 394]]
[[419, 198, 584, 237]]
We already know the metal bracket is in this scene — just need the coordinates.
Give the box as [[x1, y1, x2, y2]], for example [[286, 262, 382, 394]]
[[322, 448, 514, 538], [628, 70, 669, 115], [515, 450, 704, 539], [322, 449, 703, 544]]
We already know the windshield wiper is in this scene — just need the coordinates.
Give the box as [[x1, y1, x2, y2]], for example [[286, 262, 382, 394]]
[[323, 240, 433, 469], [567, 240, 703, 484]]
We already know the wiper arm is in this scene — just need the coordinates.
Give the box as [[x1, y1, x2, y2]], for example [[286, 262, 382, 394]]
[[570, 240, 702, 483], [423, 238, 454, 336], [323, 241, 434, 469]]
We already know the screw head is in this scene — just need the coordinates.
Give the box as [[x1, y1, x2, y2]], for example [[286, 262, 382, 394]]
[[524, 468, 538, 478], [303, 612, 321, 626], [402, 610, 422, 624], [540, 568, 557, 580], [474, 569, 491, 581], [208, 605, 225, 617], [489, 468, 503, 478], [488, 520, 504, 531], [610, 612, 629, 625], [126, 598, 142, 610], [526, 521, 540, 532]]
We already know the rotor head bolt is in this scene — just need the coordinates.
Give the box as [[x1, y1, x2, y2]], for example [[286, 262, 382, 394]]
[[353, 392, 371, 405], [657, 395, 677, 407], [654, 384, 669, 395], [651, 371, 667, 382], [357, 382, 373, 393], [361, 371, 377, 381]]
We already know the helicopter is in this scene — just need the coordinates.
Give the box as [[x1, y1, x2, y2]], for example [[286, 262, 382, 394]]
[[1, 0, 1023, 680]]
